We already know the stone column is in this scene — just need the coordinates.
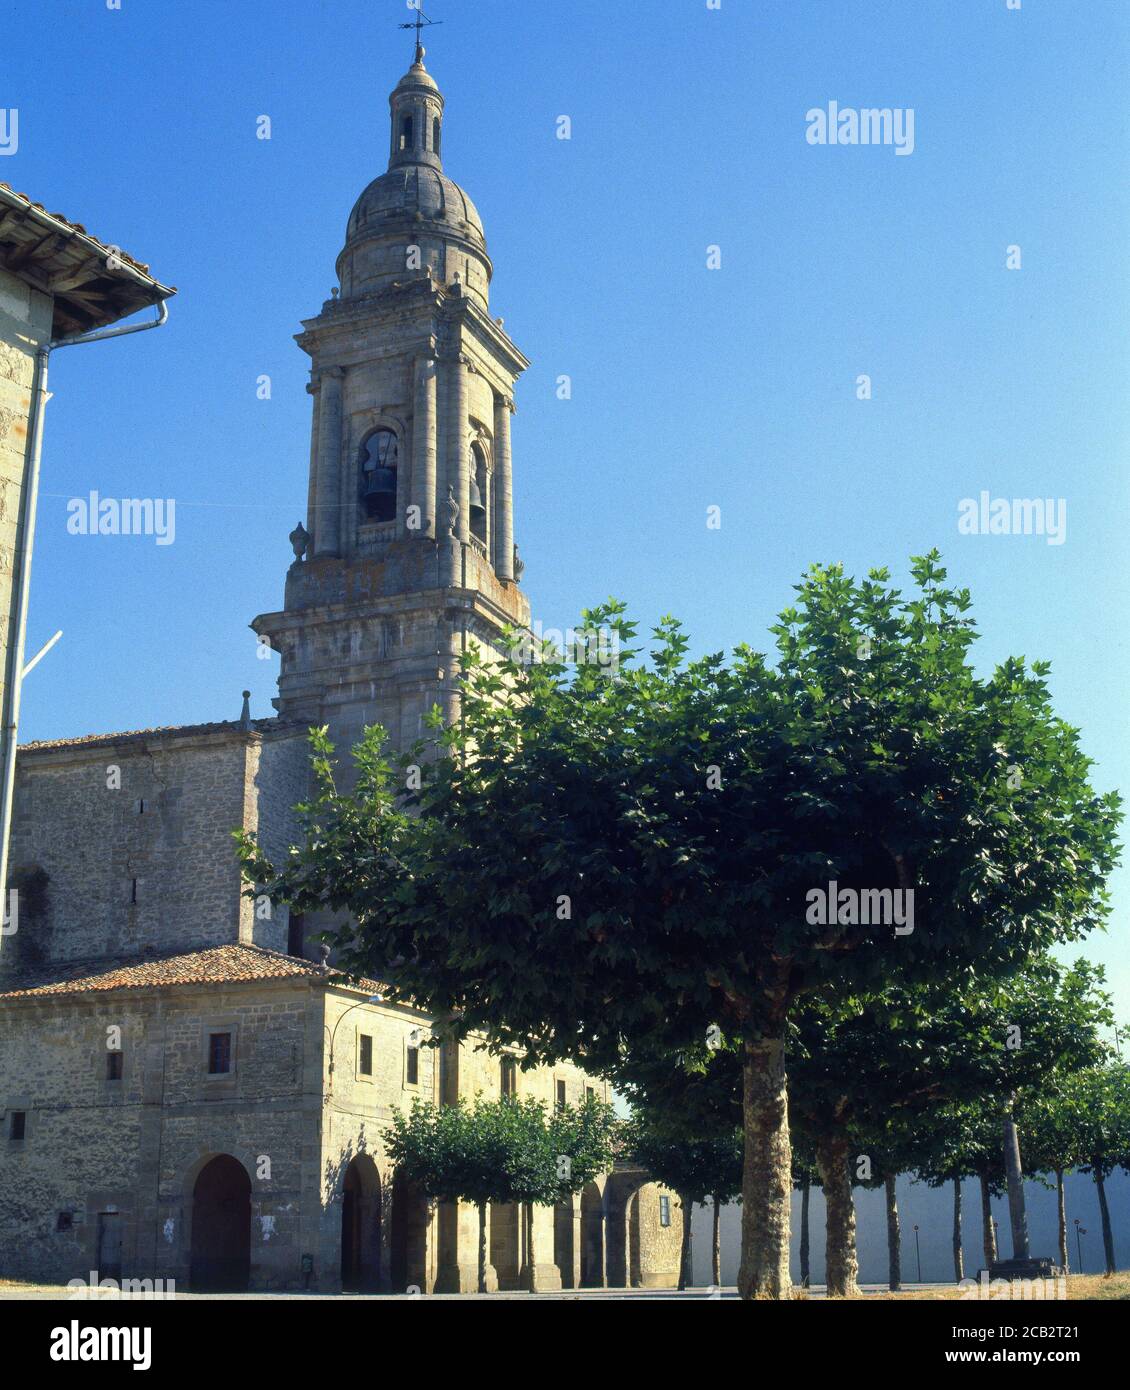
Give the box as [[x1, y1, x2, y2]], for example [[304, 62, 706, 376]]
[[494, 394, 514, 579], [313, 367, 344, 557], [304, 379, 320, 545], [411, 356, 437, 538], [445, 355, 469, 544]]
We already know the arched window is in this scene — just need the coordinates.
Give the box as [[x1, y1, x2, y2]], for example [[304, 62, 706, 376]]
[[432, 117, 441, 156], [399, 115, 414, 152], [469, 443, 488, 544], [359, 430, 398, 523]]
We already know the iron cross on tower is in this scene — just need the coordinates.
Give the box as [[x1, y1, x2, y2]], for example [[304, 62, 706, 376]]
[[399, 3, 442, 56]]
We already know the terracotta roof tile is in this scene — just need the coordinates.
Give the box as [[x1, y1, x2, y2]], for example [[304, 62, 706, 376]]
[[0, 944, 382, 1000], [19, 718, 300, 753], [0, 181, 172, 284]]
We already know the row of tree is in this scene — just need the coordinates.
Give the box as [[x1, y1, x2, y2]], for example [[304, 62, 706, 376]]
[[385, 1094, 618, 1292], [240, 552, 1125, 1298]]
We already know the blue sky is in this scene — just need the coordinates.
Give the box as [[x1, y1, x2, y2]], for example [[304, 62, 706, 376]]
[[3, 0, 1128, 1014]]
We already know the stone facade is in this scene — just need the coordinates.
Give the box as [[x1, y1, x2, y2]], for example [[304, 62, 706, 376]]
[[0, 46, 684, 1295], [2, 721, 307, 978]]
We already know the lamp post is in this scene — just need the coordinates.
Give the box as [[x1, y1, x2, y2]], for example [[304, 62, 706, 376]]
[[913, 1224, 922, 1283], [327, 994, 383, 1089], [1074, 1220, 1086, 1275]]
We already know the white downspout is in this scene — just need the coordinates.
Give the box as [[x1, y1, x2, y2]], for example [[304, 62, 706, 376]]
[[0, 300, 169, 955]]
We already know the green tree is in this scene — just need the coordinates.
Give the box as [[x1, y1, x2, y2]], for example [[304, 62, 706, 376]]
[[1067, 1064, 1130, 1275], [240, 555, 1120, 1298], [1018, 1078, 1089, 1273], [788, 958, 1110, 1293], [623, 1113, 742, 1290], [383, 1096, 518, 1293]]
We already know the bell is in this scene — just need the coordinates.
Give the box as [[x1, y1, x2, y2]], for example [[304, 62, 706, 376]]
[[361, 465, 396, 501], [468, 477, 487, 525]]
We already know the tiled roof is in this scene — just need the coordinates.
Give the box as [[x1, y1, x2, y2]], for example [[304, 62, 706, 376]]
[[0, 182, 160, 278], [0, 181, 175, 335], [19, 718, 298, 753], [0, 944, 382, 1000]]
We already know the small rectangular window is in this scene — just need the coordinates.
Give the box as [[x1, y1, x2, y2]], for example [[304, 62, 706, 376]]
[[208, 1032, 232, 1075], [9, 1111, 26, 1141], [56, 1211, 74, 1232], [107, 1052, 123, 1081], [556, 1079, 567, 1112], [406, 1045, 420, 1086], [130, 878, 138, 904], [287, 912, 305, 959], [659, 1195, 671, 1228], [585, 1086, 595, 1101], [500, 1056, 517, 1097], [359, 1035, 373, 1076]]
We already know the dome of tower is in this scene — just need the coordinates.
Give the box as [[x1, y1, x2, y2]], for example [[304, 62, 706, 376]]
[[345, 165, 485, 248], [335, 43, 493, 307]]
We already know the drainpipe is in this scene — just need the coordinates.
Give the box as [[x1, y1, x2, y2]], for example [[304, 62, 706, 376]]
[[0, 301, 169, 954]]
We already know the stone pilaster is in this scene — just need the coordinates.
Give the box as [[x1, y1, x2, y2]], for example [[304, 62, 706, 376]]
[[494, 394, 514, 580], [313, 367, 344, 557], [445, 355, 469, 544], [412, 356, 437, 538]]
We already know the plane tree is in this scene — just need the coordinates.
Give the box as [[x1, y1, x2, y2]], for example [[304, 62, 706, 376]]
[[240, 553, 1120, 1298]]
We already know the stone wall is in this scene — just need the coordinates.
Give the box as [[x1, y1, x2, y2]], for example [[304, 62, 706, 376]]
[[0, 978, 321, 1291], [3, 724, 306, 978]]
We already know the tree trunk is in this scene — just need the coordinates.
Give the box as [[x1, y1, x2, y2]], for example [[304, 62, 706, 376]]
[[712, 1196, 721, 1288], [524, 1203, 538, 1291], [884, 1172, 901, 1292], [979, 1172, 997, 1266], [678, 1196, 693, 1290], [477, 1202, 488, 1294], [952, 1177, 964, 1283], [799, 1179, 811, 1288], [1094, 1168, 1116, 1275], [816, 1130, 857, 1297], [1056, 1168, 1068, 1274], [1001, 1105, 1029, 1261], [737, 1028, 792, 1299]]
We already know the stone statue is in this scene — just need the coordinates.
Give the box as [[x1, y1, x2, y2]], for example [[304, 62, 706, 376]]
[[289, 521, 309, 560]]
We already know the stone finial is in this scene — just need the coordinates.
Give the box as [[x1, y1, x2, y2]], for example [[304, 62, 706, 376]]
[[289, 521, 309, 560], [513, 543, 525, 581], [445, 484, 459, 537], [239, 691, 251, 730], [317, 943, 331, 973]]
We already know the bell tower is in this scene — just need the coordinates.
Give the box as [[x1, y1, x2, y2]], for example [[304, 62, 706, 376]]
[[253, 42, 530, 760]]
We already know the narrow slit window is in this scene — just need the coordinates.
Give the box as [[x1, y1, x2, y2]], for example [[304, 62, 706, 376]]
[[208, 1032, 232, 1075]]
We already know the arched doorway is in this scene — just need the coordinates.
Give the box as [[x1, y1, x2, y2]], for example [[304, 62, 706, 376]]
[[189, 1155, 251, 1291], [553, 1200, 575, 1289], [389, 1168, 429, 1293], [341, 1155, 382, 1292], [580, 1182, 604, 1287]]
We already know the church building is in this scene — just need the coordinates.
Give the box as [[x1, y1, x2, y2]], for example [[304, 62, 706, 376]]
[[0, 44, 682, 1295]]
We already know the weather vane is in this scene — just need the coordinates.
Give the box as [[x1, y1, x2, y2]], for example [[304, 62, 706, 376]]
[[399, 3, 442, 56]]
